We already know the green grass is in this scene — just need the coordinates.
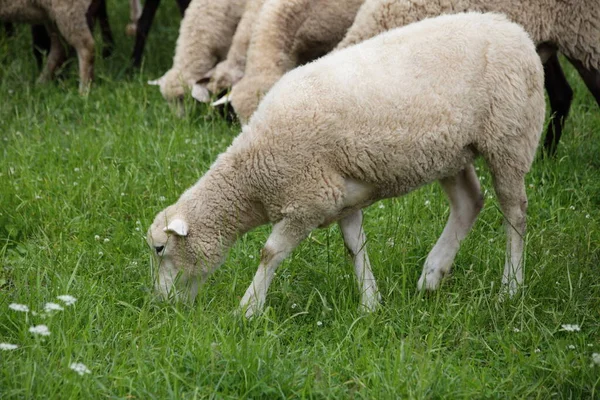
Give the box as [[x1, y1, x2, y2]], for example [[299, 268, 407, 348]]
[[1, 2, 600, 398]]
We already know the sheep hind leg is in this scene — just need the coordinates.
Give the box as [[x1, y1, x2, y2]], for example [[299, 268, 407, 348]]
[[491, 173, 528, 298], [240, 218, 312, 319], [418, 164, 483, 291], [339, 209, 380, 312], [55, 14, 95, 94]]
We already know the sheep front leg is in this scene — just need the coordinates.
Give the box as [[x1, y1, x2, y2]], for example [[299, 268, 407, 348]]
[[339, 210, 380, 312], [240, 219, 308, 318], [418, 165, 483, 291], [36, 27, 65, 84]]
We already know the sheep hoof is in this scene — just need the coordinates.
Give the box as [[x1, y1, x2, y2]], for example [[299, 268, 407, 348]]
[[417, 269, 443, 291], [359, 292, 381, 313], [125, 23, 137, 37]]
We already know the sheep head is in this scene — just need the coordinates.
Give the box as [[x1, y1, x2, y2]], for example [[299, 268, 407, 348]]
[[229, 73, 281, 123]]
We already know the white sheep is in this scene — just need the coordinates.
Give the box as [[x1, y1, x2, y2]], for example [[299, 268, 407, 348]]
[[149, 0, 247, 104], [337, 0, 600, 156], [216, 0, 365, 122], [0, 0, 96, 93], [206, 0, 267, 96], [148, 12, 545, 317]]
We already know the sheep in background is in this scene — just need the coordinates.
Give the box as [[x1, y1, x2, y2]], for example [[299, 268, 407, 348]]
[[148, 13, 545, 317], [337, 0, 600, 156], [148, 0, 246, 105], [129, 0, 190, 68], [0, 0, 100, 93], [216, 0, 365, 123], [206, 0, 267, 97]]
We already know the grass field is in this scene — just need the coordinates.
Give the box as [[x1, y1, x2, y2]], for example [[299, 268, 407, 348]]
[[1, 2, 600, 398]]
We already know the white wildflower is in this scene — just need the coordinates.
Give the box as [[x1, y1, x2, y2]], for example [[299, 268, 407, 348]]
[[0, 343, 19, 351], [592, 353, 600, 366], [159, 196, 166, 202], [316, 321, 323, 327], [567, 344, 576, 350], [99, 251, 104, 256], [424, 200, 431, 206], [69, 362, 91, 376], [561, 324, 581, 332], [248, 255, 254, 259], [73, 182, 78, 186], [9, 303, 29, 312], [29, 325, 51, 336], [513, 327, 520, 333], [291, 303, 297, 309], [120, 192, 125, 197], [94, 235, 100, 241], [44, 302, 64, 312], [135, 227, 140, 231], [534, 348, 541, 353], [378, 203, 385, 209], [528, 183, 534, 188], [57, 295, 77, 306], [74, 168, 80, 172], [569, 205, 575, 210], [585, 214, 590, 219], [103, 238, 110, 243]]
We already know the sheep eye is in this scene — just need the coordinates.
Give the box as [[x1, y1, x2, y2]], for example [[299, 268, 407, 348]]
[[154, 246, 165, 255]]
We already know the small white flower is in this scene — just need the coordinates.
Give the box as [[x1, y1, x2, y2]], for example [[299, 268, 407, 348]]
[[94, 235, 100, 241], [99, 251, 104, 256], [0, 343, 19, 351], [378, 203, 385, 209], [44, 302, 64, 312], [159, 196, 166, 202], [103, 238, 110, 243], [316, 321, 323, 327], [560, 324, 581, 332], [386, 238, 395, 247], [9, 303, 29, 312], [73, 182, 78, 186], [534, 348, 541, 353], [513, 327, 520, 333], [592, 353, 600, 366], [74, 168, 80, 172], [569, 206, 575, 210], [57, 295, 77, 306], [136, 220, 141, 225], [424, 200, 431, 206], [528, 183, 534, 188], [69, 362, 91, 376], [121, 192, 125, 197], [35, 195, 42, 200], [291, 303, 297, 309], [567, 344, 576, 350], [29, 325, 51, 336], [585, 214, 590, 219], [588, 344, 593, 348], [135, 227, 140, 232], [248, 255, 254, 259]]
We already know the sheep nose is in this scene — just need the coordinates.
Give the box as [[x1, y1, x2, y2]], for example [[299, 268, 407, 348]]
[[154, 245, 164, 254]]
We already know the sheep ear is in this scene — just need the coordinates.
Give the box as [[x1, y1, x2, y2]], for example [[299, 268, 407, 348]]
[[211, 93, 230, 107], [191, 83, 210, 102], [164, 219, 188, 236]]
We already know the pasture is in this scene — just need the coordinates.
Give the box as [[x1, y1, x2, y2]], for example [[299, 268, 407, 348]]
[[1, 1, 599, 398]]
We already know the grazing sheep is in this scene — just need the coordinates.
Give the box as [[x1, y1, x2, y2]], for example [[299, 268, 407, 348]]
[[149, 0, 246, 103], [219, 0, 365, 122], [147, 12, 545, 317], [0, 0, 99, 93], [337, 0, 600, 156], [130, 0, 190, 68], [206, 0, 267, 97]]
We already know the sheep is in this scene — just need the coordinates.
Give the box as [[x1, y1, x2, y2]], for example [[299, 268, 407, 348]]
[[147, 12, 545, 317], [148, 0, 247, 104], [205, 0, 267, 97], [130, 0, 191, 68], [217, 0, 365, 123], [0, 0, 100, 93], [336, 0, 600, 156]]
